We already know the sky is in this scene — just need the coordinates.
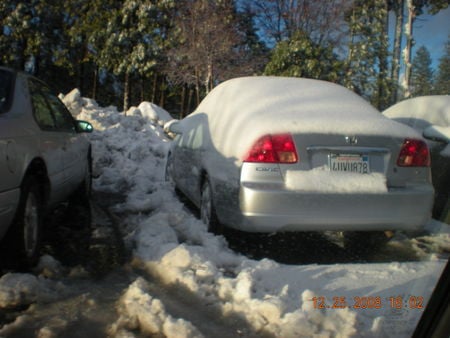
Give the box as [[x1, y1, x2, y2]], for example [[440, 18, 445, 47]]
[[409, 7, 450, 68]]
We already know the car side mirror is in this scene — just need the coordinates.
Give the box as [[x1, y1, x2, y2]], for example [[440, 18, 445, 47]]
[[423, 125, 450, 144], [76, 120, 94, 133], [166, 120, 183, 135]]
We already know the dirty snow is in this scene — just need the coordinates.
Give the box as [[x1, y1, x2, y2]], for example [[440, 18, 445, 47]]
[[1, 88, 449, 338]]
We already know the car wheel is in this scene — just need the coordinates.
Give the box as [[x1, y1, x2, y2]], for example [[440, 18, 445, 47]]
[[5, 177, 43, 268], [71, 159, 92, 203], [433, 191, 449, 221], [343, 231, 389, 255], [200, 179, 222, 234]]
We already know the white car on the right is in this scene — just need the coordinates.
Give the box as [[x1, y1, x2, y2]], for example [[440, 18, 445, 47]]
[[383, 95, 450, 221]]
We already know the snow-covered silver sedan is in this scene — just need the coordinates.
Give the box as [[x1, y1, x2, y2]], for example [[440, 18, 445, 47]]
[[0, 67, 93, 267], [383, 95, 450, 221], [166, 77, 434, 245]]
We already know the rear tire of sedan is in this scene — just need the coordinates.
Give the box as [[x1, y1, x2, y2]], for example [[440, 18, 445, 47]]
[[200, 179, 223, 234], [4, 177, 43, 269], [344, 231, 390, 255]]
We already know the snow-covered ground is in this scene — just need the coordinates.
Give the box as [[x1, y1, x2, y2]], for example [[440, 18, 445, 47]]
[[1, 90, 449, 338]]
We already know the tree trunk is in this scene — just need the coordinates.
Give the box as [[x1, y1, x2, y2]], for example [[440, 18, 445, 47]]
[[180, 85, 186, 118], [391, 0, 404, 103], [376, 1, 390, 110], [151, 73, 157, 103], [159, 77, 165, 108], [344, 7, 356, 91], [77, 62, 84, 93], [92, 65, 98, 100], [124, 72, 130, 113], [205, 62, 213, 94], [195, 66, 201, 106], [140, 76, 145, 103], [403, 0, 415, 99], [187, 88, 193, 117]]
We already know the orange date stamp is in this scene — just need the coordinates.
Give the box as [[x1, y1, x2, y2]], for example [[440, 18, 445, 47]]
[[311, 296, 424, 310]]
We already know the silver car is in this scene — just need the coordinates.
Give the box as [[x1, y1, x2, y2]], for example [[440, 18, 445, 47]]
[[383, 95, 450, 221], [0, 67, 93, 267], [166, 77, 434, 246]]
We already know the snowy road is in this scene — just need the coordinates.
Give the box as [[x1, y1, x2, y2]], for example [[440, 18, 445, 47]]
[[1, 188, 447, 338], [1, 91, 449, 337]]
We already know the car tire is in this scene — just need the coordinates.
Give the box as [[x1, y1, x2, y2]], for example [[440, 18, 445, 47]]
[[71, 159, 92, 203], [343, 231, 390, 255], [200, 179, 223, 234], [4, 177, 43, 268], [433, 191, 449, 221]]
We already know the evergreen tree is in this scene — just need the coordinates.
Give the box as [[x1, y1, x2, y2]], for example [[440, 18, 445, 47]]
[[264, 30, 343, 82], [0, 1, 49, 71], [411, 45, 434, 96], [434, 37, 450, 94], [97, 0, 173, 111], [60, 0, 120, 98], [344, 0, 391, 110]]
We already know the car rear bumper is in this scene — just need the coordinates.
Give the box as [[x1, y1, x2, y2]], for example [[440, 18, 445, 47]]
[[235, 183, 434, 233], [0, 188, 20, 239]]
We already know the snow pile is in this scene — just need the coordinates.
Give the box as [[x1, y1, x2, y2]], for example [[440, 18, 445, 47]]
[[59, 88, 84, 116], [110, 278, 204, 338], [63, 90, 447, 338], [63, 92, 174, 212], [285, 169, 388, 193], [0, 272, 64, 309]]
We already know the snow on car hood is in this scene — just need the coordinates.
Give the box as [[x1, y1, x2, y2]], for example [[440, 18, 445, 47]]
[[188, 77, 421, 162]]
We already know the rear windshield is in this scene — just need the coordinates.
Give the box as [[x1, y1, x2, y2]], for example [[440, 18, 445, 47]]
[[0, 69, 14, 113]]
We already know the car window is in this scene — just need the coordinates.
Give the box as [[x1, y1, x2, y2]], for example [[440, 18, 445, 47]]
[[190, 123, 204, 149], [0, 69, 14, 113], [29, 81, 56, 131], [41, 86, 76, 132]]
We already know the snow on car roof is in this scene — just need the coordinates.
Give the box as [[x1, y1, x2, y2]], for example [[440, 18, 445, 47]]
[[189, 76, 420, 161], [383, 95, 450, 130]]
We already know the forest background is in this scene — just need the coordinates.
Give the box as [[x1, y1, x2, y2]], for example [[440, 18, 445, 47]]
[[1, 0, 449, 117]]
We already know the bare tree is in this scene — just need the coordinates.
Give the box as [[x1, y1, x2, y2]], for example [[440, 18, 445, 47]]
[[251, 0, 352, 48], [166, 0, 253, 108], [390, 0, 404, 103]]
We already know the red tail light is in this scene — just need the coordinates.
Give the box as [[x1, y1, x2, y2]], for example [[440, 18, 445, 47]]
[[397, 139, 430, 167], [244, 134, 298, 163]]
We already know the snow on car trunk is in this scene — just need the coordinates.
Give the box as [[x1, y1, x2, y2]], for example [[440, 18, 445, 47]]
[[1, 88, 448, 338]]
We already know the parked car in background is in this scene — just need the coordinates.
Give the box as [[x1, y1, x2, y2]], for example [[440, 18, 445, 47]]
[[383, 95, 450, 221], [166, 76, 434, 248], [0, 67, 93, 268]]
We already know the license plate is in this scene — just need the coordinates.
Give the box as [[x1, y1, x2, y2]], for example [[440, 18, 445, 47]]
[[329, 154, 370, 174]]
